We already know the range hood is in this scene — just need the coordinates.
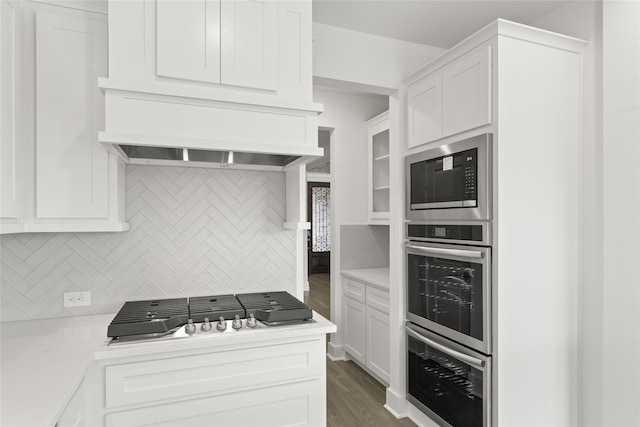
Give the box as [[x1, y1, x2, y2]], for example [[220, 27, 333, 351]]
[[115, 145, 311, 171]]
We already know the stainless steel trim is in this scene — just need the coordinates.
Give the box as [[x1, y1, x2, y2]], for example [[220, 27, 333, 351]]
[[406, 244, 484, 259], [405, 240, 492, 354], [411, 201, 469, 210], [406, 133, 492, 222], [406, 325, 485, 368], [405, 220, 492, 246]]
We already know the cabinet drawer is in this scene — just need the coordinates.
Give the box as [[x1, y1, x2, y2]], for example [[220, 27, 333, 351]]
[[105, 340, 322, 408], [366, 286, 390, 314], [106, 379, 324, 427], [343, 277, 366, 303]]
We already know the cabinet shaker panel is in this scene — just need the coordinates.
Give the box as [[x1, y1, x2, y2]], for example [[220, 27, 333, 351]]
[[35, 10, 109, 218], [343, 297, 366, 364], [0, 0, 22, 221], [221, 0, 278, 90], [442, 45, 492, 136], [407, 73, 442, 148], [156, 0, 221, 83]]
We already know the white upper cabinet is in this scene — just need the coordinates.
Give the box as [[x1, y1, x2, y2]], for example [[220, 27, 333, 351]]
[[156, 0, 221, 84], [407, 45, 492, 148], [442, 45, 492, 136], [35, 11, 110, 219], [407, 73, 442, 147], [0, 0, 23, 231], [2, 1, 128, 234], [366, 111, 390, 223], [101, 0, 322, 158], [220, 0, 278, 90]]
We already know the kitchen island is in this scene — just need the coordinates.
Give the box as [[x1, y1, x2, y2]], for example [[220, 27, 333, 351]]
[[0, 312, 336, 427]]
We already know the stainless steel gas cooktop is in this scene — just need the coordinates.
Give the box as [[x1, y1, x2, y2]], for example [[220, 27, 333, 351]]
[[107, 291, 314, 345]]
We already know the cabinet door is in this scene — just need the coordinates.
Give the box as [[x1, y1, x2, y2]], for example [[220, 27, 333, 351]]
[[442, 45, 492, 136], [366, 307, 390, 385], [407, 72, 442, 148], [1, 0, 22, 221], [343, 296, 366, 364], [367, 111, 390, 222], [106, 380, 323, 427], [35, 10, 109, 218], [221, 0, 277, 90], [156, 0, 221, 83]]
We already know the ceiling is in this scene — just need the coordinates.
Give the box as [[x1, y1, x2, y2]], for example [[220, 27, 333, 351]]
[[312, 0, 572, 49]]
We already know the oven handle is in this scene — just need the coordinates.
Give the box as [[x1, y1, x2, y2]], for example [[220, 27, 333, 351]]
[[406, 325, 485, 368], [405, 244, 484, 259]]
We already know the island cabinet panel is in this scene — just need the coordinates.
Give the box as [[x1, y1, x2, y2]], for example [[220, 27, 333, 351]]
[[105, 380, 322, 427], [105, 340, 322, 408]]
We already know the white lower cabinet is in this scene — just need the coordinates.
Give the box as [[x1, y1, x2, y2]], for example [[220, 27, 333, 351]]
[[343, 296, 366, 363], [342, 276, 390, 385], [85, 336, 328, 426]]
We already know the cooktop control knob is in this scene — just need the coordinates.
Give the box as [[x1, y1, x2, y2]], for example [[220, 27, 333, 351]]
[[185, 319, 196, 335], [232, 314, 243, 330], [216, 316, 227, 331], [200, 317, 212, 332], [246, 313, 257, 328]]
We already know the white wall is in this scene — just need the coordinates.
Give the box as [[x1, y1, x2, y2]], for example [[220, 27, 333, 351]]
[[313, 87, 388, 357], [533, 1, 640, 425], [601, 1, 640, 425], [313, 23, 444, 94]]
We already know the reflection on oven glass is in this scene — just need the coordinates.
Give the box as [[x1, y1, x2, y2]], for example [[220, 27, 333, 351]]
[[409, 255, 484, 340], [408, 337, 483, 427]]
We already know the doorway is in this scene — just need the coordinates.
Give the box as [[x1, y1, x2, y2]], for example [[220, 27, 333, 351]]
[[307, 182, 331, 274]]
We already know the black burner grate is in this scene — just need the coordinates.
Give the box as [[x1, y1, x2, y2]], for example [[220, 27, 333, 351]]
[[236, 291, 313, 323], [188, 294, 245, 322], [107, 298, 189, 337]]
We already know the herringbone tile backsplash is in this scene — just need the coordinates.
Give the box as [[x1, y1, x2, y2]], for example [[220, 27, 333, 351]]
[[0, 166, 296, 322]]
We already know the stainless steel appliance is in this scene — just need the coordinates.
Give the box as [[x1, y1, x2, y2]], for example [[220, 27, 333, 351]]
[[107, 291, 314, 345], [406, 133, 492, 222], [406, 322, 491, 427], [406, 224, 492, 354], [405, 137, 495, 426]]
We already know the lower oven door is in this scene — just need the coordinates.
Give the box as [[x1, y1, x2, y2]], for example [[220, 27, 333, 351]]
[[406, 241, 491, 354], [406, 322, 491, 427]]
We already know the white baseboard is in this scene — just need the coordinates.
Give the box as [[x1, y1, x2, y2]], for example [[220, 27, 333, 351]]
[[327, 341, 346, 360], [385, 388, 409, 418]]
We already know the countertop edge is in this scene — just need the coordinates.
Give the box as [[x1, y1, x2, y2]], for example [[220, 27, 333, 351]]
[[341, 268, 390, 290]]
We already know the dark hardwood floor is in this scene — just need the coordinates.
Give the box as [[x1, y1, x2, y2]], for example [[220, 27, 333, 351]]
[[305, 274, 416, 427]]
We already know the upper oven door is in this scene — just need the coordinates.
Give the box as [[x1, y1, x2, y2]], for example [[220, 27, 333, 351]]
[[406, 241, 491, 354], [406, 133, 492, 222]]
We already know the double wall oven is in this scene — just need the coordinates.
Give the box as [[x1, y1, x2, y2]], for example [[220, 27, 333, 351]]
[[405, 134, 493, 427]]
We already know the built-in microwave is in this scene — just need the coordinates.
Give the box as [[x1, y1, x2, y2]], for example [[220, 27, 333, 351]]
[[405, 134, 493, 222]]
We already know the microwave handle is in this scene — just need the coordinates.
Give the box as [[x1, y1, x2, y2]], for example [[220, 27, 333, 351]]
[[406, 325, 485, 368], [405, 245, 484, 259]]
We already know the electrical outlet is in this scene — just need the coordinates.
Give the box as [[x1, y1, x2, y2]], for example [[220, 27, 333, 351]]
[[64, 291, 91, 308]]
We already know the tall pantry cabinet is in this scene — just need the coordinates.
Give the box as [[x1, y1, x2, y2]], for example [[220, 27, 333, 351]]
[[401, 19, 586, 426]]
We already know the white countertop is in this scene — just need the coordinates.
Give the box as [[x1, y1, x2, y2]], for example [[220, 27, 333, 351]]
[[0, 314, 113, 427], [341, 267, 390, 290], [0, 312, 335, 427]]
